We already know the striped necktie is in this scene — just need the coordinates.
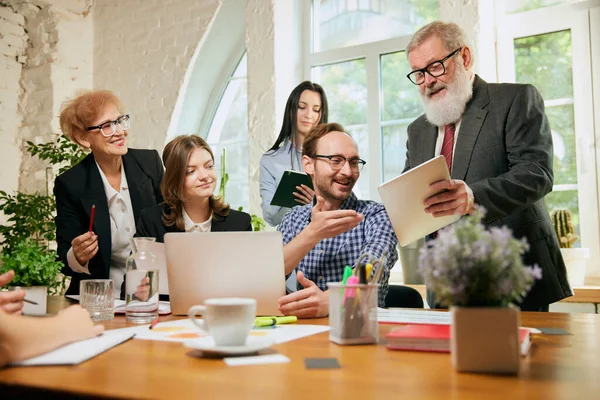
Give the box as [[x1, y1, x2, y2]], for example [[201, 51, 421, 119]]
[[441, 123, 455, 173]]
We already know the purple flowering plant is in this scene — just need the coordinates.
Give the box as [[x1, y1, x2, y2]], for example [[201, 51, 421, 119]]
[[418, 207, 542, 307]]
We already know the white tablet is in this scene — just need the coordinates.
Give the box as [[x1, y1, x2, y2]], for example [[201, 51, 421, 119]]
[[378, 155, 460, 247]]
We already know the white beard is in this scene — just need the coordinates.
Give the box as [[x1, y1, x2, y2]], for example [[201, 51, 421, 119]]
[[421, 64, 473, 127]]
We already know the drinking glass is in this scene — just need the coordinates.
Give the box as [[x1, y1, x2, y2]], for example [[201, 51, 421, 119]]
[[80, 279, 114, 321]]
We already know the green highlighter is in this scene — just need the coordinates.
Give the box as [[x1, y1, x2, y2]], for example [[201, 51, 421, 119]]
[[254, 316, 298, 327]]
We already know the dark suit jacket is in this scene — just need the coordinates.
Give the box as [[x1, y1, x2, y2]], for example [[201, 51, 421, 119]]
[[54, 149, 164, 295], [404, 75, 572, 309], [136, 205, 253, 242]]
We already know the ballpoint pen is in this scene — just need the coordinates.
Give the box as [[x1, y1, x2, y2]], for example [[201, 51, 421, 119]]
[[23, 298, 38, 305]]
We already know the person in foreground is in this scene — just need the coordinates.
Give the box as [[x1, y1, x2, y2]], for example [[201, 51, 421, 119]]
[[260, 81, 329, 226], [0, 270, 104, 368], [277, 123, 398, 318], [136, 135, 252, 241], [403, 21, 571, 311], [54, 90, 164, 296]]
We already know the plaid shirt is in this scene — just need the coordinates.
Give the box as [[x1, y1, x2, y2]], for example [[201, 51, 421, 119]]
[[278, 192, 398, 306]]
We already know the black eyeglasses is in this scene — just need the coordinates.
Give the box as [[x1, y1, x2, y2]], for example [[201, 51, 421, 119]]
[[310, 154, 366, 173], [406, 47, 462, 85], [86, 114, 131, 137]]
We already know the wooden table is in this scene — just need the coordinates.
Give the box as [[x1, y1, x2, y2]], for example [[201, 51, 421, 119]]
[[0, 297, 599, 399]]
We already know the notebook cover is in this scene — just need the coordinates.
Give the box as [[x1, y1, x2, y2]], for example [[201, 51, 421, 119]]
[[270, 170, 313, 208], [386, 324, 531, 355]]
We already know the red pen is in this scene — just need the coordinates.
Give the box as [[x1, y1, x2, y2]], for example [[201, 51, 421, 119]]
[[88, 204, 96, 232], [149, 318, 159, 330]]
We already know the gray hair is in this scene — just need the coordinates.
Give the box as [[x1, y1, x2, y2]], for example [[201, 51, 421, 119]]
[[407, 21, 472, 64]]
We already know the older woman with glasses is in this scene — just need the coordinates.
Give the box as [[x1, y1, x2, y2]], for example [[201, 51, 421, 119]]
[[54, 90, 164, 296]]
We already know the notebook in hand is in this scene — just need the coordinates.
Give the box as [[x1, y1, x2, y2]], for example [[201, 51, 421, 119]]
[[385, 324, 531, 355], [378, 155, 460, 247], [270, 170, 313, 208]]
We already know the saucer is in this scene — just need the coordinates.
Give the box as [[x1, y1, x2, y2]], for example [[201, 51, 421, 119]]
[[184, 336, 274, 356]]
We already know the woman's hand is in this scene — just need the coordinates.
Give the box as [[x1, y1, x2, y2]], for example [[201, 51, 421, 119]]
[[0, 271, 25, 314], [293, 184, 315, 205], [72, 231, 99, 266], [58, 305, 105, 341]]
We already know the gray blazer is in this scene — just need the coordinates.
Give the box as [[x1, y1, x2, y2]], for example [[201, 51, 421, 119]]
[[404, 75, 572, 309]]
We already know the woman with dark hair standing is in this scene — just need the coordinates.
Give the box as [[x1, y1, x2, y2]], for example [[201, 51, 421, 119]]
[[259, 81, 329, 226], [136, 135, 251, 241]]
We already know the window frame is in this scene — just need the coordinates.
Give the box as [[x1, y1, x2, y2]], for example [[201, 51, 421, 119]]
[[304, 0, 414, 201], [496, 1, 600, 278]]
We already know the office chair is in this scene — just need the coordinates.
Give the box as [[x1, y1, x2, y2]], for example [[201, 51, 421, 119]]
[[383, 285, 424, 308]]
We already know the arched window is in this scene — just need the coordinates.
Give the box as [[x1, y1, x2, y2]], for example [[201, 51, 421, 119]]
[[206, 53, 249, 211]]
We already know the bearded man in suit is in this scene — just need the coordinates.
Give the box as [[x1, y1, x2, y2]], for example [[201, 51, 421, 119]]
[[403, 21, 572, 311]]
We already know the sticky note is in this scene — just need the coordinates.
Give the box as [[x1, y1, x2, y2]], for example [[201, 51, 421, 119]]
[[305, 357, 341, 369], [537, 327, 571, 335]]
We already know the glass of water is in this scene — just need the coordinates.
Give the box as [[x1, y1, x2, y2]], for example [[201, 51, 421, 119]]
[[125, 237, 160, 323], [80, 279, 114, 321], [125, 269, 159, 323]]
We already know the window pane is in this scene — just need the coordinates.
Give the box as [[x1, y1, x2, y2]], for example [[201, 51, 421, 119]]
[[381, 123, 408, 182], [546, 105, 576, 185], [513, 31, 580, 244], [313, 0, 439, 52], [514, 30, 573, 100], [380, 51, 423, 182], [312, 59, 369, 198], [232, 53, 247, 78], [206, 56, 248, 211], [505, 0, 584, 14]]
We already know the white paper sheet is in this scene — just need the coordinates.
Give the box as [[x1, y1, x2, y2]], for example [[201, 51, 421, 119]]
[[113, 300, 171, 315], [124, 319, 330, 344], [224, 354, 290, 366], [377, 308, 452, 325], [12, 332, 135, 366], [65, 296, 171, 315]]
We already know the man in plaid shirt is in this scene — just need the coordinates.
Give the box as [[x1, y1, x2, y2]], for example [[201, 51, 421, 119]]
[[277, 123, 398, 318]]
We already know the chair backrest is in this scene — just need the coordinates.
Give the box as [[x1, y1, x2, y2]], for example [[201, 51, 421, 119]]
[[384, 285, 424, 308]]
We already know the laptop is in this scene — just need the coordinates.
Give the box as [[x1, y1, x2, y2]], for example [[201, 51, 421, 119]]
[[164, 231, 286, 316], [378, 155, 460, 247]]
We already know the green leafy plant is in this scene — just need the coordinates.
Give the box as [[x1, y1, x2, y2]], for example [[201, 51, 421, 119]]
[[219, 147, 267, 231], [419, 207, 542, 307], [0, 239, 63, 290], [26, 135, 87, 175], [0, 191, 56, 254], [0, 135, 84, 294]]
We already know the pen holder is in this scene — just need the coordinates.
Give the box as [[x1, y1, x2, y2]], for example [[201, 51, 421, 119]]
[[327, 282, 378, 345]]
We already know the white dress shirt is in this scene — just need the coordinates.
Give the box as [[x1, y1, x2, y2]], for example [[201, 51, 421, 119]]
[[182, 207, 212, 232], [67, 162, 136, 297]]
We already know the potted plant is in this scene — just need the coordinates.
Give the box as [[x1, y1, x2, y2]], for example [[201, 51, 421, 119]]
[[551, 208, 589, 286], [0, 238, 64, 315], [418, 207, 541, 374], [0, 135, 87, 301]]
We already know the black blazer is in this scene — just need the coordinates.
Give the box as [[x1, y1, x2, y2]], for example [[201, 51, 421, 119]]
[[136, 205, 252, 242], [404, 75, 572, 309], [54, 149, 164, 295]]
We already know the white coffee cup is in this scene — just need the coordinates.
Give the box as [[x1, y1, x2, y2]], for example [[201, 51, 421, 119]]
[[188, 298, 257, 346]]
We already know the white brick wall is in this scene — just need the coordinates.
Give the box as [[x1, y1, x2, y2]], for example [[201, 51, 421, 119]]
[[93, 0, 220, 153], [0, 4, 27, 195], [14, 1, 93, 192], [0, 1, 92, 195]]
